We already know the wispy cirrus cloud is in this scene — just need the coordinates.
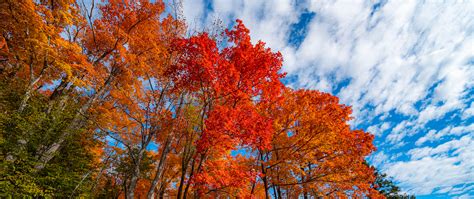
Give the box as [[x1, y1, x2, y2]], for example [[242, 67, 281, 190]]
[[386, 134, 474, 195]]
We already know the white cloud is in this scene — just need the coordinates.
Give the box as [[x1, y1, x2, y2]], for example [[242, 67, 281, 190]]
[[416, 124, 474, 146], [182, 0, 206, 30], [451, 184, 474, 196], [462, 102, 474, 120], [367, 122, 391, 136], [408, 135, 471, 160], [414, 129, 437, 146], [456, 194, 473, 199], [385, 135, 474, 195], [370, 151, 388, 168]]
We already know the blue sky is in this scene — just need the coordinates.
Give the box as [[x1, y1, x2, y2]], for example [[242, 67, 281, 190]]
[[180, 0, 474, 198]]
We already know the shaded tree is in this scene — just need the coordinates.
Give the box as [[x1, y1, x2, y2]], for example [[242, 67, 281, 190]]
[[0, 79, 97, 197], [373, 169, 416, 199]]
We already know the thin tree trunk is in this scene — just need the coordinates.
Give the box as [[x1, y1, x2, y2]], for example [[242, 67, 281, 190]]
[[147, 138, 171, 199], [126, 169, 139, 199], [126, 148, 146, 199], [277, 186, 283, 199], [176, 169, 186, 199], [260, 153, 270, 199], [158, 186, 165, 199], [18, 46, 47, 112], [18, 84, 33, 112], [69, 170, 92, 198], [272, 185, 278, 199], [250, 177, 257, 195], [275, 148, 282, 199], [182, 168, 192, 198], [180, 156, 194, 199], [188, 152, 207, 199], [177, 142, 193, 199], [34, 72, 115, 170]]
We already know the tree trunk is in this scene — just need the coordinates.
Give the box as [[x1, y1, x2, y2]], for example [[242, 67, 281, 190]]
[[277, 186, 283, 199], [262, 167, 270, 199], [272, 186, 278, 199], [260, 153, 270, 199], [147, 138, 171, 199], [176, 165, 187, 199], [187, 152, 207, 199], [177, 145, 193, 199], [126, 148, 146, 199], [34, 109, 88, 170], [18, 56, 44, 113], [10, 77, 41, 162], [34, 72, 115, 170], [250, 178, 257, 195], [158, 186, 166, 199], [18, 85, 33, 112], [126, 169, 139, 199]]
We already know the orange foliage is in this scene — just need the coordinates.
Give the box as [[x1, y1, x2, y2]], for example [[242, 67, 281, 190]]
[[260, 88, 382, 198]]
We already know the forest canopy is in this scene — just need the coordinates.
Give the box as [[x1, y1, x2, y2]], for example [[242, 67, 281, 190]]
[[0, 0, 406, 198]]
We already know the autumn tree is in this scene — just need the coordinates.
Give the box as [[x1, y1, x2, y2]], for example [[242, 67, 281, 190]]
[[0, 70, 98, 197], [32, 0, 184, 172], [0, 0, 96, 196], [255, 88, 383, 198], [84, 0, 184, 197], [1, 0, 182, 197], [166, 20, 284, 198]]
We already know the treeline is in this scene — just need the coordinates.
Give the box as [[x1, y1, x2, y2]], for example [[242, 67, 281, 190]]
[[1, 0, 410, 198]]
